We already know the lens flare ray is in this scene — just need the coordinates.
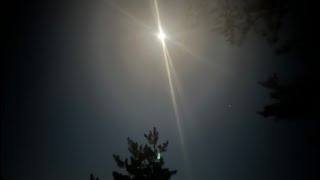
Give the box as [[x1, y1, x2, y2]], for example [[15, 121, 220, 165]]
[[154, 1, 192, 179]]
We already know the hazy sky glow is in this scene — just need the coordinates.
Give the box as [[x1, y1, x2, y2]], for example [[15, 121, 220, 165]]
[[3, 1, 315, 180]]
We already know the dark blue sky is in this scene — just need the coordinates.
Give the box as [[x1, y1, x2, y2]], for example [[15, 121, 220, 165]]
[[3, 0, 316, 180]]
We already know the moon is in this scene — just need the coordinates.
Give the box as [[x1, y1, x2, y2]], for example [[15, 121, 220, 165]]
[[157, 31, 166, 41]]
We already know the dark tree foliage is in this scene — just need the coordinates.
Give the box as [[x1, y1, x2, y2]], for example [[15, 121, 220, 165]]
[[186, 0, 314, 55], [257, 72, 320, 154], [257, 73, 318, 121], [90, 174, 99, 180], [112, 127, 177, 180]]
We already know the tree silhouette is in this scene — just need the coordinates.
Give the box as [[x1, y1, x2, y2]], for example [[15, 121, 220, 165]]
[[90, 173, 99, 180], [186, 0, 314, 55], [112, 127, 177, 180], [257, 73, 318, 121]]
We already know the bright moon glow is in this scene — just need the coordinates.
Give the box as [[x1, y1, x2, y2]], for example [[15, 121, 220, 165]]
[[157, 31, 166, 41]]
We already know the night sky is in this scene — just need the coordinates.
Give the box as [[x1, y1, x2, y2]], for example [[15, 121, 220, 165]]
[[3, 0, 318, 180]]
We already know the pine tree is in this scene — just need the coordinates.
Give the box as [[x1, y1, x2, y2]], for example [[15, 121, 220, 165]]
[[112, 127, 177, 180]]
